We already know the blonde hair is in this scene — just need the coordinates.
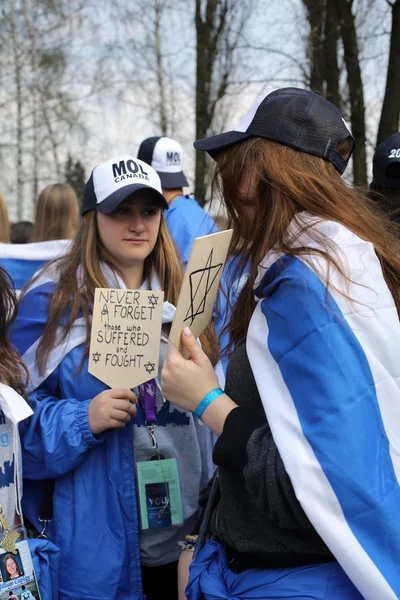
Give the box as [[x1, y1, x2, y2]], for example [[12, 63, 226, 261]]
[[32, 184, 79, 242], [0, 193, 10, 243]]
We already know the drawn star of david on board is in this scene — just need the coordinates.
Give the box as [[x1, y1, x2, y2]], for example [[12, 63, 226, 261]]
[[92, 352, 101, 364], [144, 361, 156, 374], [184, 249, 223, 326], [148, 293, 159, 307]]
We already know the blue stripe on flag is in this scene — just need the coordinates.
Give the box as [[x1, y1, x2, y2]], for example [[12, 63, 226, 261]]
[[0, 258, 47, 291], [11, 281, 55, 356], [259, 255, 400, 595]]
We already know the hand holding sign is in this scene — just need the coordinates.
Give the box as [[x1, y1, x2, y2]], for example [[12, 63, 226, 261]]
[[89, 288, 164, 389], [88, 388, 138, 435], [169, 229, 233, 353]]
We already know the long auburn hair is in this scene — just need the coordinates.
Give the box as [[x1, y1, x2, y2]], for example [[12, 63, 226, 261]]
[[32, 183, 79, 242], [0, 267, 28, 395], [32, 209, 218, 377], [214, 137, 400, 352], [0, 193, 10, 243]]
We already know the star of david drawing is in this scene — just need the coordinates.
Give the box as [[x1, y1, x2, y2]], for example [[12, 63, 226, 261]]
[[144, 361, 156, 374], [184, 249, 223, 326], [92, 352, 101, 364], [148, 293, 159, 307]]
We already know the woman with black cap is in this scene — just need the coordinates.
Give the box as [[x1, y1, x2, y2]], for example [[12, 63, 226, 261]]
[[12, 156, 217, 600], [162, 88, 400, 599]]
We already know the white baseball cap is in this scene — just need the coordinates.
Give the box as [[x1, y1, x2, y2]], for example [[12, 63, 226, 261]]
[[82, 155, 168, 214], [137, 137, 189, 189]]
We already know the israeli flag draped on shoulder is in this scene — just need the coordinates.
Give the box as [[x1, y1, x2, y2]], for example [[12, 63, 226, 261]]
[[0, 240, 71, 294], [247, 212, 400, 600], [13, 261, 175, 393]]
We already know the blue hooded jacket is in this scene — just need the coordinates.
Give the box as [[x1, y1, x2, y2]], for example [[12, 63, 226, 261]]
[[12, 275, 214, 600]]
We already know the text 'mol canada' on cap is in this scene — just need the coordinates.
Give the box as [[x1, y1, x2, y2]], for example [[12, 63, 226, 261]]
[[82, 155, 168, 215]]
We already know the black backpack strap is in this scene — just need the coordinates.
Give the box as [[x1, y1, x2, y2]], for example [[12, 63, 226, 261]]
[[194, 472, 220, 558]]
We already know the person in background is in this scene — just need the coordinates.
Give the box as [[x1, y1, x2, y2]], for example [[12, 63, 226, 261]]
[[31, 183, 79, 242], [13, 155, 217, 600], [20, 585, 35, 600], [0, 266, 29, 529], [138, 136, 218, 268], [0, 193, 10, 244], [0, 183, 77, 294], [10, 221, 34, 244], [369, 132, 400, 223], [162, 88, 400, 599]]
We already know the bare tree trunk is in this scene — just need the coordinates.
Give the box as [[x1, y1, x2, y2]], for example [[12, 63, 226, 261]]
[[10, 0, 24, 219], [302, 0, 325, 92], [377, 0, 400, 146], [22, 0, 39, 203], [195, 0, 212, 205], [335, 0, 367, 187], [195, 0, 233, 205], [323, 0, 340, 108], [154, 0, 168, 136]]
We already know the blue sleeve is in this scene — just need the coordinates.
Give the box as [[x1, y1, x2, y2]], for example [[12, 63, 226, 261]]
[[177, 216, 218, 268], [20, 366, 104, 479]]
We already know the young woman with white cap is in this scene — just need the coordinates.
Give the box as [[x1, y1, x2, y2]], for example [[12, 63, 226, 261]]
[[13, 156, 217, 600], [162, 88, 400, 600]]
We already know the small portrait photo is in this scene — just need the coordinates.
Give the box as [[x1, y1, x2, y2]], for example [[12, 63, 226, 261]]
[[0, 551, 24, 582]]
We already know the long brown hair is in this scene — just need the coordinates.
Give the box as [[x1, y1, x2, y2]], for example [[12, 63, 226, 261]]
[[0, 267, 28, 396], [0, 193, 10, 243], [32, 209, 218, 377], [32, 183, 79, 242], [214, 137, 400, 351]]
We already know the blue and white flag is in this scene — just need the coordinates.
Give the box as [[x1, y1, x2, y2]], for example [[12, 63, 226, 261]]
[[247, 213, 400, 599], [0, 239, 71, 294]]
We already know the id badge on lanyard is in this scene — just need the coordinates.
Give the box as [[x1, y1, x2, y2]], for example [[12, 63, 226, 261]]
[[136, 380, 184, 530], [0, 506, 42, 598]]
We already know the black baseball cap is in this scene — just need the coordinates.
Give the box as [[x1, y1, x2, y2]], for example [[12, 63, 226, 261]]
[[138, 136, 189, 189], [82, 155, 168, 215], [370, 133, 400, 190], [194, 87, 355, 174]]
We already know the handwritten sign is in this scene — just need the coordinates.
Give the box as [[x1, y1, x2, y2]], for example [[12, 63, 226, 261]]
[[169, 229, 233, 353], [89, 288, 164, 388]]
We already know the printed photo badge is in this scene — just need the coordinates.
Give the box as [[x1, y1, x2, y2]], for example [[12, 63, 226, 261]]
[[89, 289, 164, 388], [169, 229, 233, 354]]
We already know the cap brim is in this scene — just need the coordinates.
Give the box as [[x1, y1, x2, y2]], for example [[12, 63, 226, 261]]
[[96, 183, 168, 213], [158, 171, 189, 189], [194, 130, 252, 158]]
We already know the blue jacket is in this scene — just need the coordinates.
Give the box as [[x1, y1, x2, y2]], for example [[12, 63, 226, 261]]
[[164, 195, 218, 268], [13, 278, 213, 600]]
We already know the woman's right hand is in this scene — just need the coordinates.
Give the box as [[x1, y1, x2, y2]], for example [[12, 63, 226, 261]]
[[88, 388, 137, 435]]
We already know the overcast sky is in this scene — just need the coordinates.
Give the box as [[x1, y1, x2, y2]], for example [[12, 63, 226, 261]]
[[2, 0, 393, 219]]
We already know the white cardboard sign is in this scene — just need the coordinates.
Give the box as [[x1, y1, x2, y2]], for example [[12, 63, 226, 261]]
[[89, 288, 164, 389], [169, 229, 233, 351]]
